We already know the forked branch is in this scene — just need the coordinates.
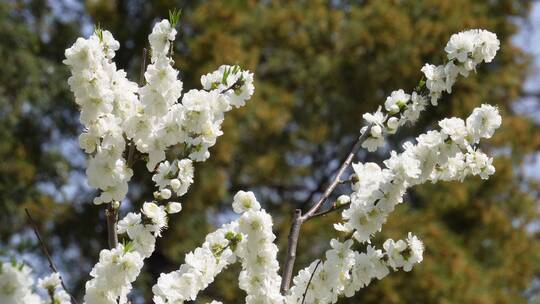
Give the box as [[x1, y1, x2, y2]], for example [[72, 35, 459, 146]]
[[280, 125, 372, 294]]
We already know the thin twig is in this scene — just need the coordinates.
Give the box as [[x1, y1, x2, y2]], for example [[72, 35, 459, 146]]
[[301, 259, 322, 304], [280, 125, 372, 294], [307, 202, 351, 221], [25, 209, 79, 304], [301, 125, 372, 221]]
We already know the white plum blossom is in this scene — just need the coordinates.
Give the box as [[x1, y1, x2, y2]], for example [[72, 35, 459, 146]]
[[336, 105, 501, 246], [201, 65, 255, 108], [384, 89, 410, 114], [466, 104, 502, 142], [421, 63, 447, 104], [84, 244, 144, 304], [148, 19, 177, 61], [232, 190, 261, 214], [445, 30, 476, 63], [473, 29, 500, 63], [237, 209, 284, 304], [153, 215, 242, 303], [439, 117, 468, 146]]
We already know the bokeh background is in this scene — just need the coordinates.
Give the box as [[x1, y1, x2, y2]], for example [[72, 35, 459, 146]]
[[2, 0, 540, 303]]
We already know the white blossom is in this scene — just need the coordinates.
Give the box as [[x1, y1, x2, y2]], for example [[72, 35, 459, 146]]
[[466, 104, 502, 142], [232, 190, 261, 214]]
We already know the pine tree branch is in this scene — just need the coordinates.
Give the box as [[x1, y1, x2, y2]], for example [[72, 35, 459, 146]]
[[25, 209, 79, 304], [280, 125, 372, 294]]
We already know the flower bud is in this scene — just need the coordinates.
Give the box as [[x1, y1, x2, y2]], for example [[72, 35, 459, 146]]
[[388, 104, 400, 115], [142, 202, 161, 219], [166, 202, 182, 214], [336, 195, 351, 206], [170, 178, 181, 191], [160, 188, 172, 199], [371, 125, 382, 138], [387, 117, 399, 134]]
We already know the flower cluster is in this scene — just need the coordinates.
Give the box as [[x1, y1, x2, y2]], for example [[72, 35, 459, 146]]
[[287, 233, 423, 304], [236, 202, 283, 303], [65, 17, 255, 304], [84, 244, 143, 304], [338, 104, 501, 244], [361, 29, 500, 152], [127, 19, 183, 170], [285, 104, 501, 304], [152, 159, 194, 199], [65, 18, 254, 205], [152, 214, 242, 303], [64, 29, 137, 205], [153, 191, 284, 304]]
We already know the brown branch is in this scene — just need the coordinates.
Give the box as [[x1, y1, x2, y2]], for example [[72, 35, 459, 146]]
[[301, 125, 371, 221], [280, 125, 372, 294], [105, 203, 119, 249], [301, 259, 322, 304], [25, 209, 79, 304], [280, 209, 302, 294]]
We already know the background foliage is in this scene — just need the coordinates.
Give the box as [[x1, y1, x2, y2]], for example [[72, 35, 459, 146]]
[[2, 0, 540, 303]]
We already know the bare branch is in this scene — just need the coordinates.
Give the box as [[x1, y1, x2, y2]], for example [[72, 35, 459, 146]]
[[280, 209, 303, 294], [25, 209, 79, 304], [280, 125, 372, 294], [301, 125, 371, 221]]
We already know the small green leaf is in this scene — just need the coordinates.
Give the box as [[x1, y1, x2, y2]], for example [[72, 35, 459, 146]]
[[122, 240, 135, 253], [94, 23, 104, 41], [169, 8, 182, 28]]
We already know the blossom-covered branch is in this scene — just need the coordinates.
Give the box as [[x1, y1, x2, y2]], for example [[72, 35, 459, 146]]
[[280, 28, 501, 294], [1, 13, 504, 304]]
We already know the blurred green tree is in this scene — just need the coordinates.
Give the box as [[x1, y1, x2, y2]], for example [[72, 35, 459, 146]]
[[4, 0, 540, 303], [0, 1, 80, 251]]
